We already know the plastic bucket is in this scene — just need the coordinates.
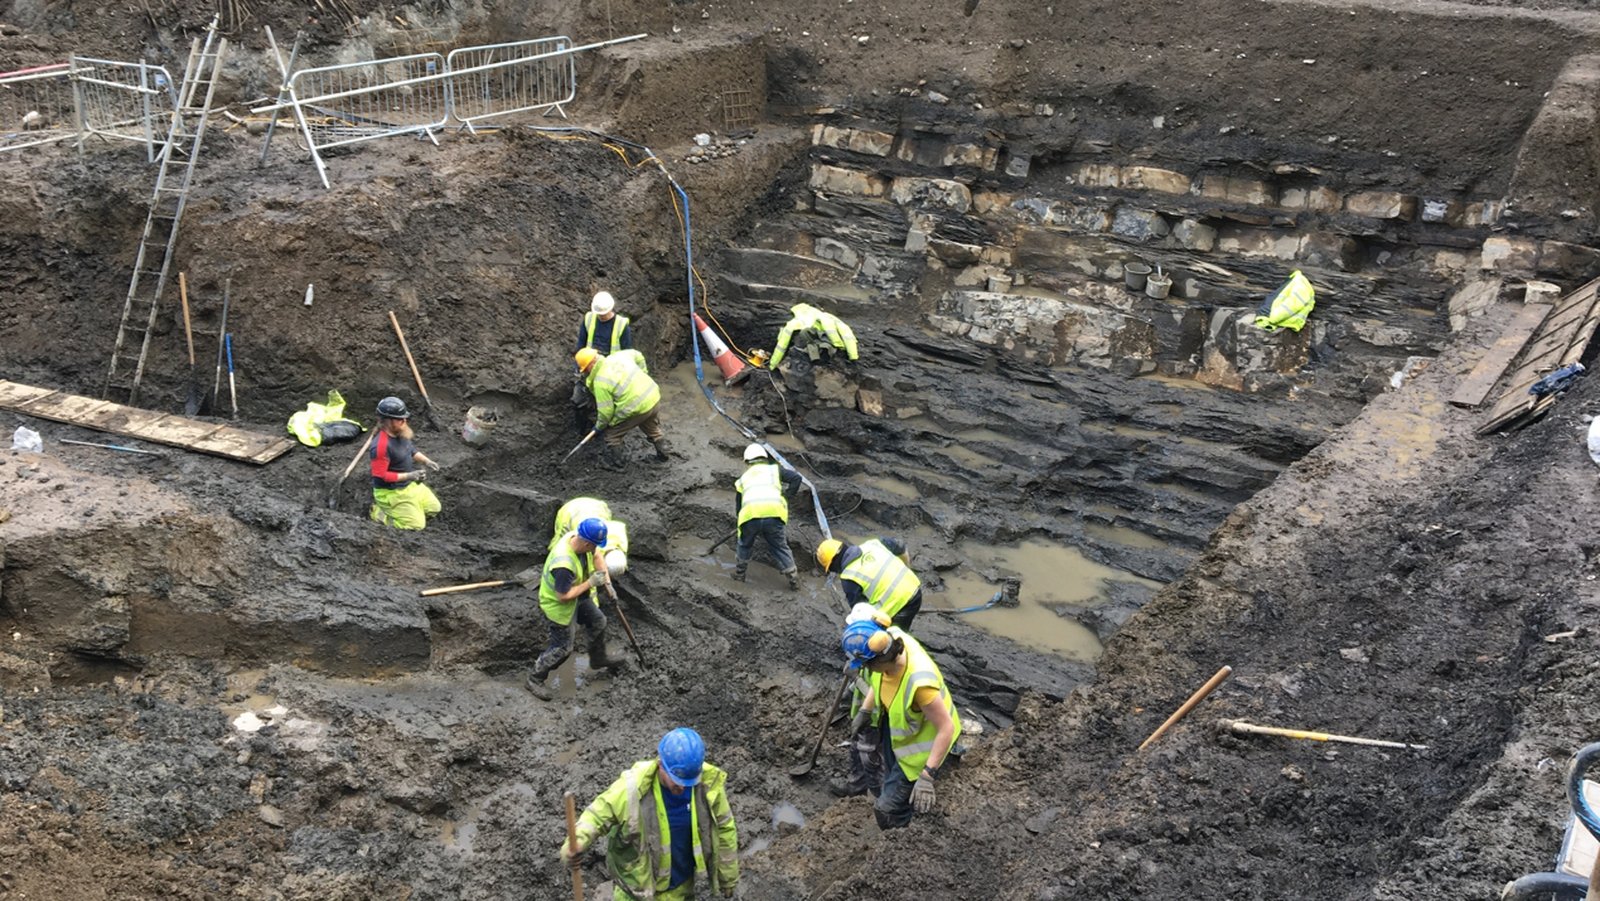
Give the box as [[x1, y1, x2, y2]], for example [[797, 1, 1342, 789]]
[[461, 406, 499, 447], [1124, 262, 1152, 291], [1145, 274, 1173, 300]]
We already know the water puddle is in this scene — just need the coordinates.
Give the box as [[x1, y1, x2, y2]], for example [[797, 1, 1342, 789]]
[[859, 475, 920, 500], [441, 781, 539, 854], [931, 539, 1160, 661], [1083, 521, 1171, 551], [938, 442, 1002, 469]]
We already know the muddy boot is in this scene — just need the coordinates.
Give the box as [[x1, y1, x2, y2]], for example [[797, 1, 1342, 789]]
[[598, 445, 625, 471], [829, 778, 869, 798], [651, 438, 673, 463], [588, 635, 624, 673], [524, 670, 554, 701], [732, 563, 747, 583], [784, 568, 800, 590]]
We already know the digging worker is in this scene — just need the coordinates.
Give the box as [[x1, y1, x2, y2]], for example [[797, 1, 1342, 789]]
[[841, 615, 961, 830], [526, 516, 617, 700], [368, 396, 441, 530], [815, 536, 922, 630], [571, 290, 635, 430], [562, 726, 739, 899], [575, 346, 672, 467], [766, 302, 859, 369], [551, 496, 631, 578], [732, 443, 804, 589]]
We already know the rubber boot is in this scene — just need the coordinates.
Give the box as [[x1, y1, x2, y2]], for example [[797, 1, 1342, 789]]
[[732, 563, 747, 583], [525, 669, 554, 701], [599, 444, 625, 471], [651, 438, 673, 463], [784, 568, 800, 590], [588, 634, 623, 673]]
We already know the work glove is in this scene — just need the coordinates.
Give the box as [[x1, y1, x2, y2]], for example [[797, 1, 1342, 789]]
[[910, 778, 936, 814], [408, 470, 427, 483], [424, 459, 441, 472], [586, 570, 610, 590], [592, 427, 606, 438], [558, 838, 590, 865], [850, 709, 873, 736]]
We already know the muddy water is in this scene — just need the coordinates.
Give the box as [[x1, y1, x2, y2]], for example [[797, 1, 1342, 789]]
[[931, 539, 1160, 662]]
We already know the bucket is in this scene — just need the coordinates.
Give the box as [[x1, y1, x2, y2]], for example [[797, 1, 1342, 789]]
[[1124, 262, 1152, 291], [1145, 272, 1173, 300], [461, 406, 499, 447]]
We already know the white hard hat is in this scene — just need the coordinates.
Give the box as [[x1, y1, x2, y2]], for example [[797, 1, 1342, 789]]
[[743, 443, 769, 463], [604, 549, 628, 576], [591, 291, 616, 316]]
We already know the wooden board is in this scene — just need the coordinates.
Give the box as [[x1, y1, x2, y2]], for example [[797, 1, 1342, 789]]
[[1478, 276, 1600, 435], [0, 379, 295, 464], [1450, 302, 1551, 408]]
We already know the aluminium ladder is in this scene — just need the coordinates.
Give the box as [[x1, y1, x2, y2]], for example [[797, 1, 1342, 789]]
[[103, 18, 227, 404]]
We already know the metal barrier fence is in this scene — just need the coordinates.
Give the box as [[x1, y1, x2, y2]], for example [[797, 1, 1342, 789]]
[[446, 36, 575, 130], [0, 58, 177, 159], [70, 57, 179, 161]]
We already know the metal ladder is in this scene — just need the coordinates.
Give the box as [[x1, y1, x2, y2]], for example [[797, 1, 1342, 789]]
[[103, 18, 228, 404]]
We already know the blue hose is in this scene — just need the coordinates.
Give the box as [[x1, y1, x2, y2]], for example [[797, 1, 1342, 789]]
[[944, 591, 1006, 615], [1498, 742, 1600, 900]]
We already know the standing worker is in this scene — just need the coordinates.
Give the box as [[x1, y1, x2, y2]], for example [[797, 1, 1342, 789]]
[[369, 396, 441, 530], [732, 444, 804, 589], [563, 727, 739, 899], [766, 303, 858, 369], [815, 537, 923, 630], [572, 291, 635, 430], [527, 517, 617, 700], [551, 496, 631, 577], [575, 347, 672, 468], [840, 616, 961, 829]]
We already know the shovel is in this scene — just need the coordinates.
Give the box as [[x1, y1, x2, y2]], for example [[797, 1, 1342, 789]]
[[211, 278, 230, 413], [789, 665, 853, 778], [179, 272, 202, 416], [560, 430, 597, 466], [419, 566, 542, 597]]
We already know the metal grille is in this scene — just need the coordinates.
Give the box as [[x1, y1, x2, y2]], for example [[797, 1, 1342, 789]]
[[446, 36, 576, 129], [287, 52, 450, 151], [722, 88, 756, 130], [71, 57, 179, 160], [0, 63, 77, 152]]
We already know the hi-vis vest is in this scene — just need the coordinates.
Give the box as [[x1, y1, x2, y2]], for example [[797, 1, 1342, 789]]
[[573, 759, 738, 898], [840, 539, 920, 620], [539, 536, 595, 626], [583, 312, 631, 354], [1253, 270, 1315, 332], [735, 463, 787, 526], [588, 350, 660, 428], [549, 498, 629, 558], [869, 628, 961, 781]]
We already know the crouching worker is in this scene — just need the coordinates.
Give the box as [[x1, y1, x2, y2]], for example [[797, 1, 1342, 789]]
[[527, 517, 617, 700], [575, 347, 672, 468], [841, 616, 960, 829], [551, 496, 631, 578], [562, 727, 740, 899], [767, 303, 858, 369], [369, 396, 441, 530]]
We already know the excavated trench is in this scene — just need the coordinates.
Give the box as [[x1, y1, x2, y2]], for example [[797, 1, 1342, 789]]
[[4, 0, 1600, 898]]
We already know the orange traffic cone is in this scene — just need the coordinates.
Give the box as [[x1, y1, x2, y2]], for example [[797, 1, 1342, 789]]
[[694, 313, 746, 381]]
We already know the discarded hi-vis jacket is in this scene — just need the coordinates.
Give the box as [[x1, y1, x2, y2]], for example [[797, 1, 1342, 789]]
[[1253, 270, 1316, 332], [769, 303, 859, 368], [586, 350, 660, 429], [573, 759, 739, 899], [286, 389, 361, 447], [868, 628, 962, 781]]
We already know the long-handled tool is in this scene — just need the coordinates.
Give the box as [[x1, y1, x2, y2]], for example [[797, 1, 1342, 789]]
[[224, 332, 238, 420], [603, 579, 647, 670], [179, 272, 202, 416], [388, 310, 441, 430], [1223, 720, 1430, 751], [789, 664, 853, 778], [1138, 664, 1232, 751], [420, 566, 542, 598], [563, 792, 585, 901], [59, 438, 167, 457], [211, 278, 231, 412], [560, 430, 597, 466], [705, 527, 738, 556], [326, 429, 377, 509]]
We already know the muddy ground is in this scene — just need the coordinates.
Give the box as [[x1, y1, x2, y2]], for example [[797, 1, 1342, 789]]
[[3, 0, 1600, 899]]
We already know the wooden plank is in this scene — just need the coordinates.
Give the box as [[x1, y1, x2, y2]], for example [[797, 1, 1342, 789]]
[[0, 378, 293, 465], [1450, 303, 1551, 408]]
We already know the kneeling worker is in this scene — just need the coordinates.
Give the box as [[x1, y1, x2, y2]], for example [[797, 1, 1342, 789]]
[[815, 536, 923, 630], [527, 517, 616, 700], [562, 727, 740, 899], [841, 616, 961, 830], [575, 347, 672, 467], [551, 496, 631, 577], [733, 443, 804, 588], [767, 302, 858, 369], [369, 396, 441, 530]]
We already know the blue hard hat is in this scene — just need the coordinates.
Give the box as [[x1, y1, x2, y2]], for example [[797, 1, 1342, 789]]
[[576, 517, 608, 546], [842, 620, 893, 670], [658, 727, 705, 787]]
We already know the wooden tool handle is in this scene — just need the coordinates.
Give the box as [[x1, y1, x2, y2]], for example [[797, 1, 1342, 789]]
[[1138, 665, 1232, 751], [389, 310, 430, 403], [418, 580, 512, 598], [179, 272, 196, 364], [564, 791, 584, 901]]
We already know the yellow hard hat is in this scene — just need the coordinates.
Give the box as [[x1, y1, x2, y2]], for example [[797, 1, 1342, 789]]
[[574, 347, 600, 372], [816, 538, 844, 572]]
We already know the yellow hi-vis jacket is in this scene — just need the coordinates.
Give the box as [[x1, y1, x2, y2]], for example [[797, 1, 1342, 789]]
[[573, 759, 740, 899], [769, 303, 859, 368], [286, 389, 358, 447], [840, 539, 920, 621], [1253, 270, 1316, 332], [869, 627, 962, 781], [735, 462, 788, 526], [539, 535, 595, 626], [584, 311, 632, 353], [551, 497, 612, 550], [587, 349, 660, 430]]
